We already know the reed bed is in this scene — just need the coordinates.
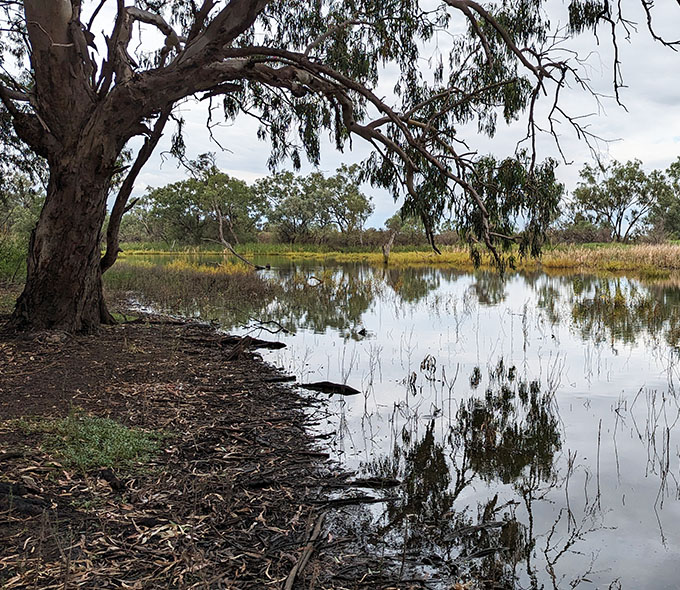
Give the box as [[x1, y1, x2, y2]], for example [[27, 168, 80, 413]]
[[118, 242, 680, 277], [104, 259, 279, 315], [540, 244, 680, 273]]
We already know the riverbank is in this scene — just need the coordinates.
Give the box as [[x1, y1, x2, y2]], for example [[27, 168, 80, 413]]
[[118, 242, 680, 276], [0, 306, 415, 589]]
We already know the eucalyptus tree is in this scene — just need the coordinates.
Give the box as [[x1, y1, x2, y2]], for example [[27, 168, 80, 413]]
[[256, 171, 327, 242], [0, 1, 670, 331], [649, 157, 680, 239], [324, 165, 373, 234], [571, 160, 670, 243]]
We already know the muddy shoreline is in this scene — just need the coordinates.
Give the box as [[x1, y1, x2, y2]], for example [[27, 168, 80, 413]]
[[0, 312, 418, 589]]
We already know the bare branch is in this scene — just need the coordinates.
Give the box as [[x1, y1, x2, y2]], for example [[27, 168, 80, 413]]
[[126, 7, 185, 65], [86, 0, 108, 32], [640, 0, 680, 50], [207, 203, 267, 270]]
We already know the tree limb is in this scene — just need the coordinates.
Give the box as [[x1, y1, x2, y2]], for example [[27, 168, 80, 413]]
[[101, 107, 172, 273]]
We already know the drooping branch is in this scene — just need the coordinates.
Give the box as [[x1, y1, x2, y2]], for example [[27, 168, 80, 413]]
[[640, 0, 680, 50], [184, 48, 526, 261], [443, 0, 550, 79]]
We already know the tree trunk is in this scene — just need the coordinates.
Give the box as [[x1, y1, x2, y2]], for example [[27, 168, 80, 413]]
[[12, 158, 115, 333], [382, 230, 397, 264]]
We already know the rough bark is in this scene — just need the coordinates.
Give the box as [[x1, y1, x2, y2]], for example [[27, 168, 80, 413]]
[[12, 155, 116, 333]]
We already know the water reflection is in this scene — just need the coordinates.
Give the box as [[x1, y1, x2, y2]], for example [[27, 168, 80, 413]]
[[118, 255, 680, 588], [274, 267, 379, 337], [118, 255, 680, 352], [349, 362, 568, 588], [570, 277, 680, 350]]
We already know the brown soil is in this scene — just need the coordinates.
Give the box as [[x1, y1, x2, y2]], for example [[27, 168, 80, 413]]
[[0, 310, 412, 589]]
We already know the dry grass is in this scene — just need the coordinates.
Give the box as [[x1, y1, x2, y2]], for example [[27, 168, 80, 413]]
[[540, 244, 680, 274]]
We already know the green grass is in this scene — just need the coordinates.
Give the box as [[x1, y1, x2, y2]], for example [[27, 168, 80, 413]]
[[15, 411, 163, 472], [104, 258, 277, 316]]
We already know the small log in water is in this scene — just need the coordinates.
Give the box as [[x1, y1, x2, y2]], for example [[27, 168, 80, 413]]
[[220, 335, 286, 350], [299, 381, 361, 396]]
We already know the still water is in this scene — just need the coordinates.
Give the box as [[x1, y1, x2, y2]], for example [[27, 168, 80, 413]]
[[124, 256, 680, 588]]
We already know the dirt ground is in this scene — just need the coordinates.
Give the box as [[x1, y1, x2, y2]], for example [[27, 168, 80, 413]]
[[0, 308, 415, 590]]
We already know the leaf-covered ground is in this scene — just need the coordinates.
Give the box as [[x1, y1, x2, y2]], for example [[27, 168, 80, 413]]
[[0, 311, 418, 589]]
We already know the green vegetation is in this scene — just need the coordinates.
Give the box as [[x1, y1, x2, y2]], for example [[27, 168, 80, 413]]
[[122, 160, 375, 247], [15, 412, 163, 472], [0, 239, 26, 281], [116, 242, 680, 275], [560, 158, 680, 243], [104, 258, 279, 323], [0, 171, 44, 282]]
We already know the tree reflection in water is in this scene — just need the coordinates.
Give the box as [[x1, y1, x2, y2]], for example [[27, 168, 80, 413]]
[[119, 257, 680, 586], [568, 276, 680, 350], [341, 360, 572, 588], [123, 256, 680, 353]]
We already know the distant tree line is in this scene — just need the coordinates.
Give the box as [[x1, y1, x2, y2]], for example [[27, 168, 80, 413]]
[[553, 158, 680, 243], [4, 154, 680, 273], [120, 156, 379, 246]]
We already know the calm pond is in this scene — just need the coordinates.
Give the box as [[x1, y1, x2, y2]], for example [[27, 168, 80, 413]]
[[118, 255, 680, 588]]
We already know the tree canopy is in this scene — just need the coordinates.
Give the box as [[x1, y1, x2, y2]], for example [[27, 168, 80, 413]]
[[125, 164, 372, 244], [0, 0, 676, 330]]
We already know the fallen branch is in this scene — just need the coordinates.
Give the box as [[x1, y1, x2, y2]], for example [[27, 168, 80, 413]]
[[284, 512, 326, 590], [220, 335, 286, 350]]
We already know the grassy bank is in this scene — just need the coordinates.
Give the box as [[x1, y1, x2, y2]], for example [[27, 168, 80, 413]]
[[120, 241, 680, 276]]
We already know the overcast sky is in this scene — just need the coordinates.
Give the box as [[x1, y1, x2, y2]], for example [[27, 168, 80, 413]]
[[116, 1, 680, 227]]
